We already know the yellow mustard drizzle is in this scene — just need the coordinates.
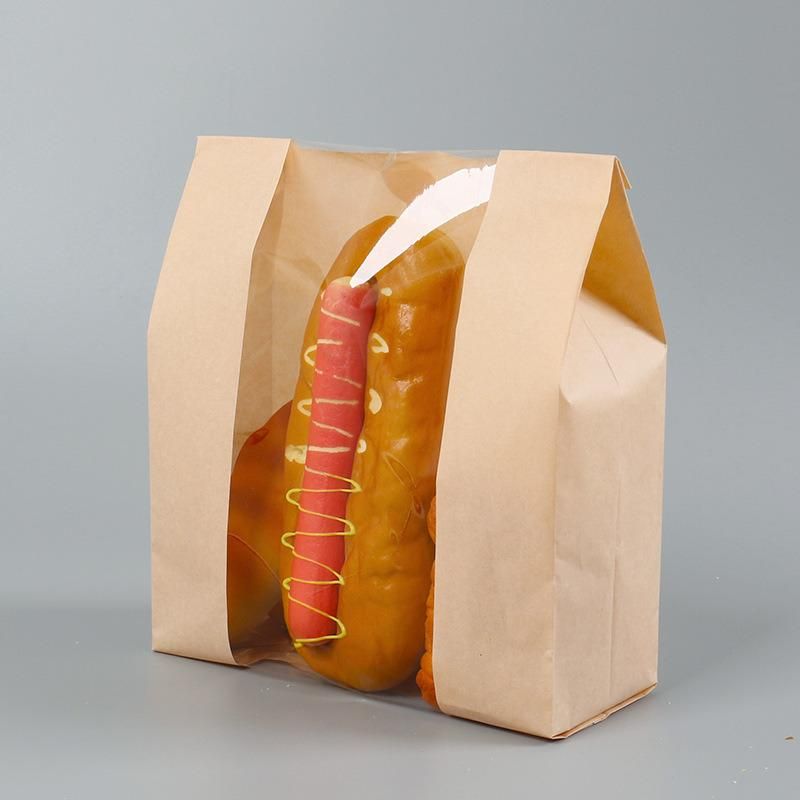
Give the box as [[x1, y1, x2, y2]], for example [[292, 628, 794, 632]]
[[283, 309, 365, 648], [281, 467, 361, 647], [296, 398, 312, 416]]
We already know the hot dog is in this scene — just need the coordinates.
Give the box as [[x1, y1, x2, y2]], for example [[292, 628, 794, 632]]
[[284, 279, 377, 644], [280, 218, 464, 692]]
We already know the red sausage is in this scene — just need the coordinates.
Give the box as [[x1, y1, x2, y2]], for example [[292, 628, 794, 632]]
[[288, 278, 376, 643]]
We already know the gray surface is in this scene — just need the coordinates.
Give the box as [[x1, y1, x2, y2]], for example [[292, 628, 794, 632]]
[[1, 0, 798, 797]]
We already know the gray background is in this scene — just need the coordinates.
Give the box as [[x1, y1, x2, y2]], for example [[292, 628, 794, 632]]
[[1, 0, 798, 797]]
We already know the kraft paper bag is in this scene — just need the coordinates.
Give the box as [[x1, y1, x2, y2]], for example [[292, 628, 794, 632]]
[[148, 137, 666, 739]]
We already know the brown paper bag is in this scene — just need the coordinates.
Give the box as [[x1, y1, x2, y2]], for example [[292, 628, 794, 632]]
[[149, 138, 665, 739]]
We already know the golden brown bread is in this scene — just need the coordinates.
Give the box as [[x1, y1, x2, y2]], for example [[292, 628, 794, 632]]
[[416, 496, 438, 708]]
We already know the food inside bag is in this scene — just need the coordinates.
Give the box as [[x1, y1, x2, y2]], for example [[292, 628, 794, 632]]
[[227, 208, 469, 694], [226, 401, 289, 647]]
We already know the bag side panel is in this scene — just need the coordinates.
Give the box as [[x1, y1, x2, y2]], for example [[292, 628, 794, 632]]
[[148, 136, 289, 663], [434, 150, 616, 736], [553, 291, 666, 734]]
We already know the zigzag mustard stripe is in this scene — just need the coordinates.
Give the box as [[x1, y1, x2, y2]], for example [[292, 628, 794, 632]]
[[282, 465, 361, 647]]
